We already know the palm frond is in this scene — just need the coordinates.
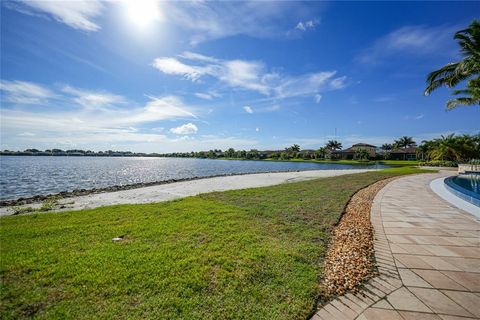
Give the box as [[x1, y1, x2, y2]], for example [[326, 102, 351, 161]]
[[425, 19, 480, 109], [446, 96, 480, 110]]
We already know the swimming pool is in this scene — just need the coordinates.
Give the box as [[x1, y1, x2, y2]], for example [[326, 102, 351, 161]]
[[444, 174, 480, 207]]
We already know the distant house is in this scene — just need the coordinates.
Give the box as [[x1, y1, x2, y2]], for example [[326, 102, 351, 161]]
[[333, 143, 377, 160], [389, 147, 417, 160]]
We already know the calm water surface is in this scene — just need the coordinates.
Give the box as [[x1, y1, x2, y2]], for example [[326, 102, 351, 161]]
[[451, 174, 480, 195], [0, 156, 387, 200]]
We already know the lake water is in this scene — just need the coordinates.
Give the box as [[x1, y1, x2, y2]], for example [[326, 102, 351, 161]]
[[0, 156, 387, 200]]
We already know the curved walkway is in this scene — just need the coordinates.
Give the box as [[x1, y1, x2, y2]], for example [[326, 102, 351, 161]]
[[312, 172, 480, 320]]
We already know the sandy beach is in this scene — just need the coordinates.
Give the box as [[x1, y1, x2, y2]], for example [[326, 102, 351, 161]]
[[0, 169, 377, 215]]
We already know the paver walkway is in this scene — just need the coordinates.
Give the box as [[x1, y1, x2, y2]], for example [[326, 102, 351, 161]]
[[312, 172, 480, 320]]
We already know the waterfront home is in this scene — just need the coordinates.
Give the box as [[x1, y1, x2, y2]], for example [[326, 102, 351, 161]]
[[389, 146, 418, 160], [333, 143, 377, 160]]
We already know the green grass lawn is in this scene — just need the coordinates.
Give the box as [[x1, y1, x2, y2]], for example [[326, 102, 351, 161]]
[[0, 167, 430, 319]]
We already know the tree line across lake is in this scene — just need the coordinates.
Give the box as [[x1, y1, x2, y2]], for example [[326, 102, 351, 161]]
[[2, 134, 479, 164]]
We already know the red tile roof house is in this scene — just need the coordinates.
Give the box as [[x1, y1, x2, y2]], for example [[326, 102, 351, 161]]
[[332, 143, 378, 160]]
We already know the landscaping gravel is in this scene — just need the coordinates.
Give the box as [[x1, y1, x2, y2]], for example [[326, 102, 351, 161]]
[[323, 177, 397, 296]]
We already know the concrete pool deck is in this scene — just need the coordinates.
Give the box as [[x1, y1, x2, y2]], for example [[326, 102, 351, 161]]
[[312, 172, 480, 320], [0, 168, 377, 215]]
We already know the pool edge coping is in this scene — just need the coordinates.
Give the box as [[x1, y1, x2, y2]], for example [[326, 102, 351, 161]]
[[429, 175, 480, 219]]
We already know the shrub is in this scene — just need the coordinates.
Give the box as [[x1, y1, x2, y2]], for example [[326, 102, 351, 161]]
[[419, 160, 457, 167]]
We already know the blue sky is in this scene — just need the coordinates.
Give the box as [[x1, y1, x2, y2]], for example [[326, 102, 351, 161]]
[[1, 1, 479, 152]]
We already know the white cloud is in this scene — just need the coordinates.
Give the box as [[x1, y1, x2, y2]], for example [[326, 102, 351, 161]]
[[358, 25, 457, 63], [18, 132, 36, 137], [62, 85, 126, 110], [1, 81, 197, 133], [243, 106, 253, 114], [1, 95, 196, 133], [296, 22, 306, 31], [194, 93, 212, 100], [170, 123, 198, 135], [329, 76, 347, 90], [404, 113, 424, 121], [152, 54, 269, 94], [1, 94, 199, 152], [0, 80, 54, 105], [220, 60, 270, 94], [162, 1, 322, 44], [295, 19, 319, 32], [287, 18, 320, 38], [255, 127, 260, 132], [152, 57, 206, 81], [8, 0, 103, 31], [265, 104, 280, 112], [373, 96, 395, 103], [305, 20, 318, 28], [179, 51, 219, 63], [0, 81, 270, 152], [6, 1, 323, 43], [194, 92, 221, 100], [125, 96, 197, 125], [274, 71, 338, 99], [153, 52, 346, 98], [314, 94, 322, 104]]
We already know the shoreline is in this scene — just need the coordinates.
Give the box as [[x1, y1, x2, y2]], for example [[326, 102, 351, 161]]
[[0, 169, 379, 215], [0, 168, 375, 207], [0, 169, 303, 207]]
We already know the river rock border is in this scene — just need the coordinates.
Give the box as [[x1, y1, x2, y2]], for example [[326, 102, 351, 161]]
[[311, 178, 403, 320]]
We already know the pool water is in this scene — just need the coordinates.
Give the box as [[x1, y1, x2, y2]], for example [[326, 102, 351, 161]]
[[445, 174, 480, 207], [451, 174, 480, 195]]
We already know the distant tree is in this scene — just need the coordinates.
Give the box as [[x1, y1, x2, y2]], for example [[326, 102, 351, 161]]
[[326, 140, 342, 151], [381, 143, 393, 151], [206, 150, 217, 158], [418, 134, 480, 162], [394, 136, 416, 149], [428, 134, 461, 161], [315, 147, 327, 159], [380, 144, 393, 160], [425, 20, 480, 109], [290, 144, 301, 152], [354, 148, 369, 160], [247, 149, 259, 159], [270, 152, 280, 159], [225, 148, 235, 158]]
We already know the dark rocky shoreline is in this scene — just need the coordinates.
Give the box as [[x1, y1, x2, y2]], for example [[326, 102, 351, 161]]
[[0, 170, 309, 207]]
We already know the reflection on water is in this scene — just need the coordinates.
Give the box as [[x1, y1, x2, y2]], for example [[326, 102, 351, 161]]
[[0, 156, 387, 200], [454, 173, 480, 194]]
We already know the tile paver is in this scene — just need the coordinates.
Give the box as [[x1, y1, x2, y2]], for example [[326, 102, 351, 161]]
[[311, 172, 480, 320]]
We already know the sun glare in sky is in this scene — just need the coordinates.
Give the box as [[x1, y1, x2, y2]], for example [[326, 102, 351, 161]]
[[124, 0, 162, 30]]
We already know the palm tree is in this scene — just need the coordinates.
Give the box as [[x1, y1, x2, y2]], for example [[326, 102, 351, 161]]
[[394, 136, 416, 149], [417, 140, 435, 161], [381, 143, 393, 151], [326, 140, 342, 151], [354, 148, 370, 160], [419, 134, 480, 161], [290, 144, 301, 152], [425, 20, 480, 109], [315, 147, 327, 159], [428, 134, 461, 161]]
